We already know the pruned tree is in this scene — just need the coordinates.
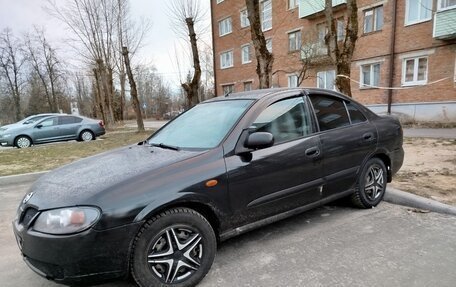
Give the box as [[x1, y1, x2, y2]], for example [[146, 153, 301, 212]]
[[122, 46, 144, 132], [0, 28, 26, 121], [245, 0, 274, 89], [324, 0, 358, 96], [168, 0, 204, 108]]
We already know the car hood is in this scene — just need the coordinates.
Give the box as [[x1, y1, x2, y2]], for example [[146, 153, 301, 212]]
[[26, 144, 204, 209], [0, 124, 28, 133]]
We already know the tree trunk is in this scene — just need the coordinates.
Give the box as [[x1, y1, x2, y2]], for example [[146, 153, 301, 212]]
[[122, 47, 144, 132], [93, 68, 107, 125], [324, 0, 358, 97], [246, 0, 274, 89], [181, 17, 201, 108]]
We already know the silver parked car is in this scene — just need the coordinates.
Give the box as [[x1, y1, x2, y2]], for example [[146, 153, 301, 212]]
[[0, 115, 105, 148], [0, 113, 60, 130]]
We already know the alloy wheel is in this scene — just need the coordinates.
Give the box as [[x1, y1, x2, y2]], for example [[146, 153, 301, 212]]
[[81, 131, 93, 141], [364, 164, 384, 201], [148, 225, 203, 284], [16, 137, 31, 148]]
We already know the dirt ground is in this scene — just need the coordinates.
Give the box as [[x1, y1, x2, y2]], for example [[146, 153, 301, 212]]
[[390, 137, 456, 205]]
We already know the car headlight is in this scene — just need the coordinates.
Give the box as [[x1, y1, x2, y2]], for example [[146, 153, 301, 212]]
[[33, 207, 100, 235]]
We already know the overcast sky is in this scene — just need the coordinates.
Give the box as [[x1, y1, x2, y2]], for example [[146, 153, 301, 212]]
[[0, 0, 212, 90]]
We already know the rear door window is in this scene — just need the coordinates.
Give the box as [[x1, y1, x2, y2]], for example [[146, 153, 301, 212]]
[[309, 95, 350, 131], [346, 102, 367, 124]]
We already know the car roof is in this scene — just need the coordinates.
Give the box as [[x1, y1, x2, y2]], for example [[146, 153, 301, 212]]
[[203, 88, 352, 103]]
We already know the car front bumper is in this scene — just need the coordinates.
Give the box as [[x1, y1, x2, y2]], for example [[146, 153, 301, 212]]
[[13, 217, 143, 285]]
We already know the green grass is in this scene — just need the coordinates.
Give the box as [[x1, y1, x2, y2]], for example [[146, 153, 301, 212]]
[[0, 128, 155, 176]]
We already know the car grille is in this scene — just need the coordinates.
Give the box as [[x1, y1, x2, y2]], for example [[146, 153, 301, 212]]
[[20, 207, 39, 226]]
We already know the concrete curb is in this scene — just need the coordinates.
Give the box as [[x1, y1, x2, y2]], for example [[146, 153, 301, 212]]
[[0, 171, 48, 186], [385, 187, 456, 216]]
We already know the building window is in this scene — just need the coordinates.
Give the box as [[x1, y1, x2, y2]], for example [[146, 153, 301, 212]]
[[406, 0, 432, 25], [222, 84, 234, 95], [220, 50, 233, 69], [289, 0, 298, 9], [266, 38, 272, 53], [288, 74, 298, 87], [216, 0, 224, 4], [261, 0, 272, 31], [364, 6, 383, 33], [241, 44, 252, 64], [402, 57, 428, 85], [360, 63, 381, 88], [439, 0, 456, 10], [240, 9, 250, 28], [244, 81, 253, 91], [317, 70, 336, 90], [337, 18, 345, 40], [288, 30, 302, 52], [219, 17, 232, 36]]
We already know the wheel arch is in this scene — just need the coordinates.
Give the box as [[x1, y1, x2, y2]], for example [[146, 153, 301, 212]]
[[370, 152, 392, 182]]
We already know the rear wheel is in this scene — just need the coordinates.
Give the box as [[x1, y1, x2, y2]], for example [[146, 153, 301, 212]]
[[15, 136, 32, 148], [131, 208, 216, 287], [351, 158, 387, 208], [79, 130, 94, 142]]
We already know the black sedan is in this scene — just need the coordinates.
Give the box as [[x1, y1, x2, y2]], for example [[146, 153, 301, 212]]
[[13, 88, 403, 286]]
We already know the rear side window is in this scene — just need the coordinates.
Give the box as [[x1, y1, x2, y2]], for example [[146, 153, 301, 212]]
[[59, 116, 82, 125], [252, 97, 313, 144], [309, 95, 350, 131], [346, 102, 367, 124]]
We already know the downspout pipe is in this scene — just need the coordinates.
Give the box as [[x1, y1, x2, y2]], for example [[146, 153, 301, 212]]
[[210, 1, 217, 97], [387, 0, 397, 114]]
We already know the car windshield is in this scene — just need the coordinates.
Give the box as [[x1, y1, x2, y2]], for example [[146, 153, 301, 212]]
[[149, 99, 253, 149], [23, 115, 47, 124]]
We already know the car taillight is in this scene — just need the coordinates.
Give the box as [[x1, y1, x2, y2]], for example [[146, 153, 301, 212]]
[[99, 121, 104, 128]]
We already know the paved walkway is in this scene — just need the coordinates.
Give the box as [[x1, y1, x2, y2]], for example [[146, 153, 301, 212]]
[[403, 128, 456, 139]]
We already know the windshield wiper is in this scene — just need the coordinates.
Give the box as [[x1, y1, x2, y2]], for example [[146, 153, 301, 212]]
[[150, 142, 180, 151]]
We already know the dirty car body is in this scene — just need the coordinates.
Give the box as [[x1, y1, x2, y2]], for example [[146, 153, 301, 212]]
[[13, 88, 404, 286]]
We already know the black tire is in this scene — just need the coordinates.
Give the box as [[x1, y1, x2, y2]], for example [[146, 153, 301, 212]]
[[351, 158, 387, 208], [131, 208, 216, 287], [79, 130, 94, 142], [15, 135, 32, 148]]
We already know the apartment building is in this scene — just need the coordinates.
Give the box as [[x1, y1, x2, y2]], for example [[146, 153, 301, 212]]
[[210, 0, 456, 121]]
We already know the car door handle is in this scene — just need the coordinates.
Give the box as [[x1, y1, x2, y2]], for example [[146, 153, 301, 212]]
[[305, 146, 320, 158], [362, 132, 375, 142]]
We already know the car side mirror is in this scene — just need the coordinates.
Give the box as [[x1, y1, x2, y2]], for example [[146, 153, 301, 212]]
[[245, 132, 274, 150], [36, 124, 43, 129]]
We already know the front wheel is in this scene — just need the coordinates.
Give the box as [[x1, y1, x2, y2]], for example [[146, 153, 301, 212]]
[[131, 208, 216, 287], [351, 158, 387, 208], [15, 136, 32, 148]]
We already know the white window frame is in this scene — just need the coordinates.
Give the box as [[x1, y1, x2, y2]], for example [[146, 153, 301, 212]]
[[288, 0, 299, 10], [363, 6, 383, 33], [216, 0, 224, 4], [287, 74, 299, 88], [360, 63, 381, 88], [438, 0, 456, 10], [220, 50, 234, 69], [266, 38, 272, 53], [317, 70, 336, 90], [402, 56, 428, 86], [218, 17, 232, 37], [240, 9, 250, 28], [261, 0, 272, 31], [405, 0, 433, 26], [241, 44, 252, 64], [288, 29, 302, 52]]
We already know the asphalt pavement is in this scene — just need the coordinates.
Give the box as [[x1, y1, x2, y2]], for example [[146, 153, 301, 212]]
[[1, 181, 455, 287]]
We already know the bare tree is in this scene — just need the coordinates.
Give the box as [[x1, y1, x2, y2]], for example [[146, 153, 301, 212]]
[[0, 28, 26, 121], [122, 47, 144, 132], [324, 0, 358, 96], [24, 28, 65, 112], [245, 0, 274, 89], [168, 0, 204, 108]]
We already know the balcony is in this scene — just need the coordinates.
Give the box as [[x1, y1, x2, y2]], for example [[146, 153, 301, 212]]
[[433, 7, 456, 39], [299, 0, 347, 19]]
